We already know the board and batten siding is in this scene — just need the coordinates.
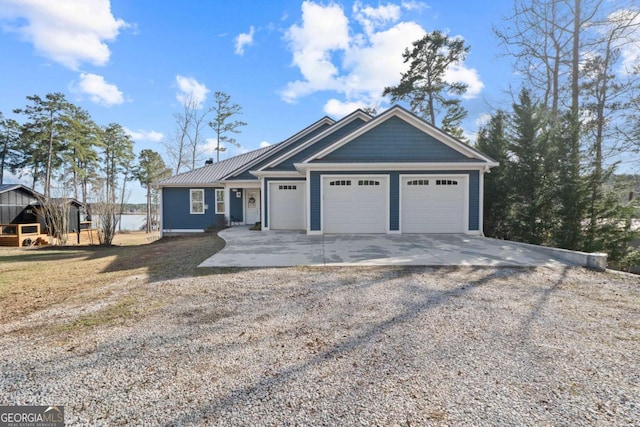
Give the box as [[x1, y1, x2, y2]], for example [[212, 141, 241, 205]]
[[0, 187, 38, 224], [317, 116, 477, 163], [162, 187, 224, 230], [309, 170, 480, 233]]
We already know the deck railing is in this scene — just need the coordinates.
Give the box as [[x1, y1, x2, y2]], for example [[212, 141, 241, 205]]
[[0, 223, 42, 247]]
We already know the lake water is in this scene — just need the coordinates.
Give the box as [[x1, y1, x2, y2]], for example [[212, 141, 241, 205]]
[[93, 214, 147, 231], [118, 214, 147, 231]]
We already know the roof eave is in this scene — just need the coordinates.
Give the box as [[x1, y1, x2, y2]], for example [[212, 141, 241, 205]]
[[293, 162, 497, 173]]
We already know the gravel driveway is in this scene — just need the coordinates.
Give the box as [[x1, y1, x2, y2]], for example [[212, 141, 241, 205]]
[[1, 266, 639, 426]]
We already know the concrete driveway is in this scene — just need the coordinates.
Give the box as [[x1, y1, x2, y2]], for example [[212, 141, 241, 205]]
[[199, 226, 578, 268]]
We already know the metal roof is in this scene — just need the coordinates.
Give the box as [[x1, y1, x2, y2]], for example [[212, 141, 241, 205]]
[[157, 144, 278, 185], [0, 184, 22, 193], [0, 183, 40, 196]]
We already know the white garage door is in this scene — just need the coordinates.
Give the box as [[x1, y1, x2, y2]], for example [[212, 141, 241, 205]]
[[323, 176, 387, 233], [269, 182, 305, 230], [401, 176, 466, 233]]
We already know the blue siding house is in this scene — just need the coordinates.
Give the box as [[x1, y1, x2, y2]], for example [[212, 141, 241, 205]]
[[157, 106, 498, 236]]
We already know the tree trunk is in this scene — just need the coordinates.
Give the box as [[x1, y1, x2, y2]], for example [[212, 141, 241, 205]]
[[0, 149, 5, 185], [146, 185, 151, 233], [73, 147, 79, 201], [45, 122, 54, 198]]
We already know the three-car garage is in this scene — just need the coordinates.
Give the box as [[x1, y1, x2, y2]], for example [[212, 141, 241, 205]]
[[267, 173, 473, 234]]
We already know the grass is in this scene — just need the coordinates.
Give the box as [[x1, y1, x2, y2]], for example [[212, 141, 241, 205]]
[[0, 231, 226, 327]]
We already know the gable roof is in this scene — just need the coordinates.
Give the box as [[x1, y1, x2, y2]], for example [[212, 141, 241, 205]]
[[158, 115, 336, 186], [255, 109, 372, 173], [302, 105, 498, 166], [158, 106, 499, 186], [0, 184, 41, 197], [222, 115, 335, 180]]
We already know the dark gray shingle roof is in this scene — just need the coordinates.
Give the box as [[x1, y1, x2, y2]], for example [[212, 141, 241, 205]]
[[157, 145, 277, 185]]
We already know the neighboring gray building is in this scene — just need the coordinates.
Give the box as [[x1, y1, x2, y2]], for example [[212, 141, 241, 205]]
[[157, 106, 499, 236]]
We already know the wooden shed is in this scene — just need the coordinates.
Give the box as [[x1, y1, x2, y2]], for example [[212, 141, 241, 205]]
[[0, 184, 97, 246]]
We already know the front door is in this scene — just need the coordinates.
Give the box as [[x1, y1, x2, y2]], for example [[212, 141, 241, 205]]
[[245, 189, 261, 225]]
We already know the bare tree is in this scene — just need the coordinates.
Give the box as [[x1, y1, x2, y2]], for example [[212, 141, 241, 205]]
[[495, 0, 605, 116], [164, 104, 191, 175], [185, 96, 211, 170], [164, 93, 213, 174], [93, 123, 134, 245], [35, 186, 72, 246]]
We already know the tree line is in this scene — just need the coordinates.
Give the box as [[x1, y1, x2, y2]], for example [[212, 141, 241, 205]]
[[0, 92, 170, 243], [384, 0, 640, 265]]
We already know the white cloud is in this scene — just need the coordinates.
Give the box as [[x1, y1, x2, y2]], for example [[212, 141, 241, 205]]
[[281, 1, 484, 110], [175, 75, 209, 108], [259, 141, 271, 148], [235, 26, 255, 55], [200, 138, 248, 160], [124, 127, 164, 142], [401, 1, 430, 11], [342, 21, 426, 100], [282, 1, 350, 102], [71, 73, 124, 106], [0, 0, 127, 70], [323, 98, 368, 117], [200, 138, 219, 154], [475, 113, 492, 128], [353, 2, 401, 36], [445, 64, 484, 99]]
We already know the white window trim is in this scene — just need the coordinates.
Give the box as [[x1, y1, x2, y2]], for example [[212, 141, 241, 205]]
[[215, 188, 225, 214], [190, 189, 205, 215]]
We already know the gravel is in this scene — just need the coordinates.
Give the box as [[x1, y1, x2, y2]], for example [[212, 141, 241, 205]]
[[1, 266, 639, 426]]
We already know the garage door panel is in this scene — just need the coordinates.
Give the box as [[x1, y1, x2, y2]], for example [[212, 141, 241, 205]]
[[402, 176, 465, 233], [269, 183, 305, 230], [323, 177, 387, 234]]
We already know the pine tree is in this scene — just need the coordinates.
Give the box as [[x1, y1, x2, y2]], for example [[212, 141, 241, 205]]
[[475, 111, 510, 238], [13, 93, 72, 198], [506, 89, 558, 245], [383, 30, 470, 137], [136, 149, 170, 233], [0, 114, 21, 185]]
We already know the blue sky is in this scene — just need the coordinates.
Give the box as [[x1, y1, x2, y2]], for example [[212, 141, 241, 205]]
[[0, 0, 517, 202]]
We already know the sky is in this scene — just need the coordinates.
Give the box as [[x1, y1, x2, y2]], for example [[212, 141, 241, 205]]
[[1, 0, 527, 202]]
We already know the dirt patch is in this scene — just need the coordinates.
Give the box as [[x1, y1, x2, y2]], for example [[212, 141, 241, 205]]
[[0, 232, 225, 325]]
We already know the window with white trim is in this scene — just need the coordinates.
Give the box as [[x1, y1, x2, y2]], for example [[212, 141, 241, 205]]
[[278, 185, 298, 190], [190, 189, 205, 214], [435, 179, 458, 186], [407, 179, 429, 186], [358, 180, 380, 186], [215, 189, 225, 214], [329, 180, 351, 186]]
